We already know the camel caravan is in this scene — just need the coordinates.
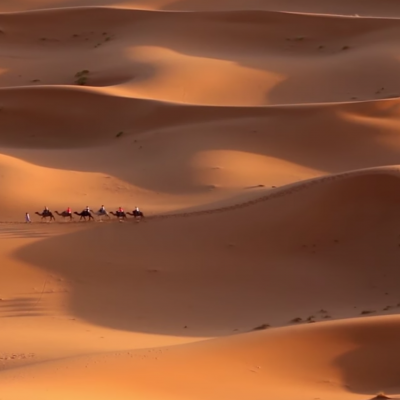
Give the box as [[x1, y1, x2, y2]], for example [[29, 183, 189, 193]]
[[33, 205, 144, 222]]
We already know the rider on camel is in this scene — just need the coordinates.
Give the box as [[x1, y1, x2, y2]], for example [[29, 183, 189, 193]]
[[43, 206, 50, 214], [118, 206, 124, 213], [99, 205, 106, 213], [85, 206, 91, 213], [67, 207, 71, 214]]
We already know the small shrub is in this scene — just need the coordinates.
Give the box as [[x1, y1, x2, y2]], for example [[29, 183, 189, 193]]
[[291, 317, 302, 323], [252, 323, 270, 331], [374, 392, 390, 399], [342, 45, 350, 50], [116, 131, 124, 138], [75, 76, 87, 85], [75, 70, 89, 78], [74, 70, 90, 85], [361, 310, 375, 315]]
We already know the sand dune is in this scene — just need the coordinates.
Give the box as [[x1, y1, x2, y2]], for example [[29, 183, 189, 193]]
[[2, 92, 400, 218], [2, 316, 400, 399], [1, 1, 400, 399], [3, 0, 400, 17], [1, 8, 400, 105], [8, 167, 400, 336]]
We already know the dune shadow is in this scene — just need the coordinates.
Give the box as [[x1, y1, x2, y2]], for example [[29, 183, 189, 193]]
[[334, 333, 400, 395], [13, 221, 278, 336]]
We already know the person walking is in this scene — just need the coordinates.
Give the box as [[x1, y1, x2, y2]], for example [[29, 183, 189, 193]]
[[25, 212, 31, 223]]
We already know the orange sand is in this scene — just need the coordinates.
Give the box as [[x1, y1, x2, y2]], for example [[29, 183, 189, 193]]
[[1, 1, 400, 399]]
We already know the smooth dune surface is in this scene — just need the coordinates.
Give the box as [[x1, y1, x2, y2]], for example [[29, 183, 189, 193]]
[[1, 1, 400, 399]]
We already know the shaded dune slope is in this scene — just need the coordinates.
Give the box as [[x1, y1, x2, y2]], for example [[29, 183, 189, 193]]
[[12, 167, 400, 336]]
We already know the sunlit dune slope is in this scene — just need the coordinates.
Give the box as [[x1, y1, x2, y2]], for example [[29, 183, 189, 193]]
[[1, 315, 400, 399]]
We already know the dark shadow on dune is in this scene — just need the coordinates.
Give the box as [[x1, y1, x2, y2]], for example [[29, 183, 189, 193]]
[[334, 324, 400, 395], [11, 172, 400, 336]]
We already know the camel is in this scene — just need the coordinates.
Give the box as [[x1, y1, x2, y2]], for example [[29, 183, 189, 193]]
[[35, 211, 55, 221], [73, 211, 94, 221], [127, 210, 144, 219], [110, 211, 128, 220], [94, 209, 111, 219], [55, 211, 73, 221]]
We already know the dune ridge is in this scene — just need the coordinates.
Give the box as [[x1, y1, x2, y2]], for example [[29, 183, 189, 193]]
[[0, 165, 398, 223]]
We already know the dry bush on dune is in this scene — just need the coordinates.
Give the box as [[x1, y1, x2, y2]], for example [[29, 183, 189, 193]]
[[252, 324, 270, 331], [361, 310, 376, 315], [74, 70, 89, 85], [373, 392, 391, 399]]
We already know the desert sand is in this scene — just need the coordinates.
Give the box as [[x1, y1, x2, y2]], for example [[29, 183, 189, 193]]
[[0, 1, 400, 399]]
